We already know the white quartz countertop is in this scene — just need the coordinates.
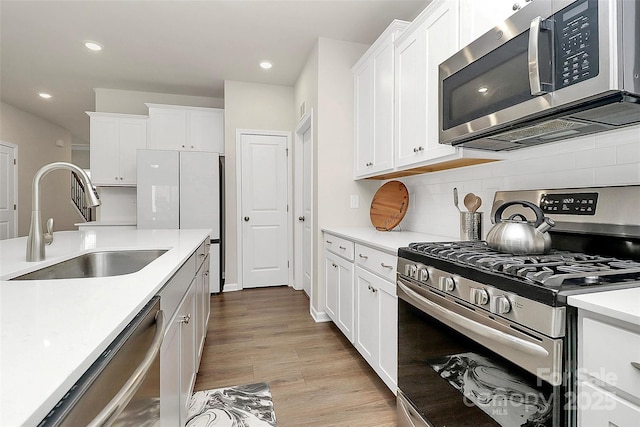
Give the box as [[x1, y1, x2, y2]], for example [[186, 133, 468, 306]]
[[0, 229, 210, 427], [568, 287, 640, 326], [321, 226, 458, 254]]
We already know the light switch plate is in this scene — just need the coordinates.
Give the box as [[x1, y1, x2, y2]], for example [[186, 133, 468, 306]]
[[350, 195, 359, 209]]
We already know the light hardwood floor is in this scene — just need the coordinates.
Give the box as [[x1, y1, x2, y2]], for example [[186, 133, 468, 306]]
[[194, 286, 397, 427]]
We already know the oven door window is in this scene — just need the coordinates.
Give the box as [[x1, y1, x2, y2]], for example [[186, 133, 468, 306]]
[[398, 297, 558, 427]]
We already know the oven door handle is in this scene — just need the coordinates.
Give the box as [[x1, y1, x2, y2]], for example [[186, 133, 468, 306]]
[[397, 280, 549, 358]]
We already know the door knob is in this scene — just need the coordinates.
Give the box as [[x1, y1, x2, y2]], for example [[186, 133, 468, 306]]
[[244, 216, 250, 222], [298, 216, 305, 222]]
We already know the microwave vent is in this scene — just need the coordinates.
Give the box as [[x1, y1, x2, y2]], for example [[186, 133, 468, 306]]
[[490, 119, 589, 142]]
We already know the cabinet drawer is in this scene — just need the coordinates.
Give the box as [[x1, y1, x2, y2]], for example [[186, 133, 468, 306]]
[[578, 380, 640, 427], [582, 317, 640, 398], [324, 234, 354, 261], [158, 252, 197, 322], [355, 244, 396, 282], [196, 239, 209, 270]]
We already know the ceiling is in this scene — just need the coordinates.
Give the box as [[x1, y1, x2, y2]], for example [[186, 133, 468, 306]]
[[0, 0, 430, 144]]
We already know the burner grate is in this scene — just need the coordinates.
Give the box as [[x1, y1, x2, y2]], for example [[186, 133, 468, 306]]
[[407, 241, 640, 288]]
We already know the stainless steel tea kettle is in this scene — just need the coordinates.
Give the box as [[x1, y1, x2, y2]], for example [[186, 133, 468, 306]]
[[486, 200, 555, 254]]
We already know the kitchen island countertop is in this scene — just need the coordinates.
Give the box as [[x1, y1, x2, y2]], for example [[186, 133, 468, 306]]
[[0, 228, 210, 427]]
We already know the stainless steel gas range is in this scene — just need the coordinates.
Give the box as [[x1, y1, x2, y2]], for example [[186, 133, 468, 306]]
[[396, 186, 640, 427]]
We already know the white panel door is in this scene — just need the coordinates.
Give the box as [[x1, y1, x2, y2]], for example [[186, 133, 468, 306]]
[[301, 124, 312, 297], [241, 133, 288, 288], [179, 151, 220, 238], [0, 142, 17, 240], [136, 150, 180, 229]]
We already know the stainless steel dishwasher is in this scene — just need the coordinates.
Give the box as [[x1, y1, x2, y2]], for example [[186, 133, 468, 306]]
[[38, 296, 164, 427]]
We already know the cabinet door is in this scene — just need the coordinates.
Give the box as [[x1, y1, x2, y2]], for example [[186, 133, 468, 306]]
[[179, 282, 197, 416], [371, 40, 395, 174], [336, 255, 355, 343], [378, 281, 398, 392], [189, 109, 224, 153], [118, 117, 147, 184], [395, 0, 458, 169], [148, 108, 188, 150], [459, 0, 532, 48], [353, 60, 375, 177], [355, 267, 379, 367], [325, 252, 339, 323], [89, 116, 120, 185], [160, 314, 181, 427], [395, 25, 427, 168]]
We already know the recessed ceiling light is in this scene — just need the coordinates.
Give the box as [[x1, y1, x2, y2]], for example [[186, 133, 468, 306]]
[[38, 93, 52, 99], [84, 41, 103, 51], [259, 60, 273, 70], [478, 86, 488, 93]]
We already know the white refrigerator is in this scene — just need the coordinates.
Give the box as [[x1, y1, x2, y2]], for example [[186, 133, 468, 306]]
[[137, 149, 223, 293]]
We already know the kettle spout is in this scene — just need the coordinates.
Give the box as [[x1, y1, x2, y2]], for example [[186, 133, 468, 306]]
[[537, 217, 555, 233]]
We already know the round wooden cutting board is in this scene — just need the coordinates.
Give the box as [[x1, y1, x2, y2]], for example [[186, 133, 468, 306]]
[[370, 181, 409, 231]]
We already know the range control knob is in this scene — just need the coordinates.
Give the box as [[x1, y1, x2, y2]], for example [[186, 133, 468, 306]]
[[470, 288, 489, 305], [418, 267, 429, 282], [438, 276, 455, 292], [490, 295, 512, 314], [405, 264, 417, 278]]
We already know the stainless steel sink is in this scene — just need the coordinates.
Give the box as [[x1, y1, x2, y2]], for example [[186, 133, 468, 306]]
[[10, 249, 168, 280]]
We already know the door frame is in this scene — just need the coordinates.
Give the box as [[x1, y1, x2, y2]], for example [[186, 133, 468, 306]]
[[0, 141, 18, 239], [293, 111, 314, 295], [235, 129, 293, 290]]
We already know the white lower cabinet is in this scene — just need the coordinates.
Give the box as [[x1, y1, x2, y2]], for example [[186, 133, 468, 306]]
[[323, 232, 398, 393], [577, 311, 640, 427], [325, 251, 355, 342], [159, 239, 210, 426]]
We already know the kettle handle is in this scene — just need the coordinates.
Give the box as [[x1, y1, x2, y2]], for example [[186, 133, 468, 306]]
[[494, 200, 546, 227]]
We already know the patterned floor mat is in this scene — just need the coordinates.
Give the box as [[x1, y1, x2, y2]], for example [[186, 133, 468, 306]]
[[186, 382, 277, 427]]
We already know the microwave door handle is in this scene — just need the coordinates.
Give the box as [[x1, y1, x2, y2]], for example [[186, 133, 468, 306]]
[[528, 16, 551, 95]]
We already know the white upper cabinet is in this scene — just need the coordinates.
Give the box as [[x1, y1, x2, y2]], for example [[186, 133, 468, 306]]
[[395, 0, 459, 170], [459, 0, 533, 48], [146, 104, 224, 153], [88, 112, 147, 186], [353, 20, 408, 179]]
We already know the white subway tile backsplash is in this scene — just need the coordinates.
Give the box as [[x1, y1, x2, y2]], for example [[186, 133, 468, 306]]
[[575, 147, 616, 168], [594, 164, 640, 185], [616, 142, 640, 165], [397, 125, 640, 237]]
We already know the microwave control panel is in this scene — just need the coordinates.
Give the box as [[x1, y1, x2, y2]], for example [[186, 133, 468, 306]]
[[555, 0, 599, 88], [540, 192, 599, 215]]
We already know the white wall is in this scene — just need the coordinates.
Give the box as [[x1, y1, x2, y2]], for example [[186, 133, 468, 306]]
[[0, 102, 81, 236], [294, 37, 376, 314], [223, 80, 296, 288], [94, 88, 223, 115], [395, 126, 640, 239]]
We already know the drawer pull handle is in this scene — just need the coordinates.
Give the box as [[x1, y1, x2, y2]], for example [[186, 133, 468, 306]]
[[381, 263, 393, 269], [339, 246, 346, 250], [632, 362, 640, 371], [326, 240, 333, 244], [359, 254, 368, 259]]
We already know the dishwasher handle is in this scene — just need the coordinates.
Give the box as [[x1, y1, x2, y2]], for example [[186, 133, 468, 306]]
[[88, 309, 165, 427]]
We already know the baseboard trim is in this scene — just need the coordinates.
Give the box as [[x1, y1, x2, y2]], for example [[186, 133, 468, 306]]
[[222, 282, 241, 292], [311, 306, 331, 323]]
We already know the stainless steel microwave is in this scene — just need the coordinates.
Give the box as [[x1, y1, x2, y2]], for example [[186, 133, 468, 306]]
[[439, 0, 640, 151]]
